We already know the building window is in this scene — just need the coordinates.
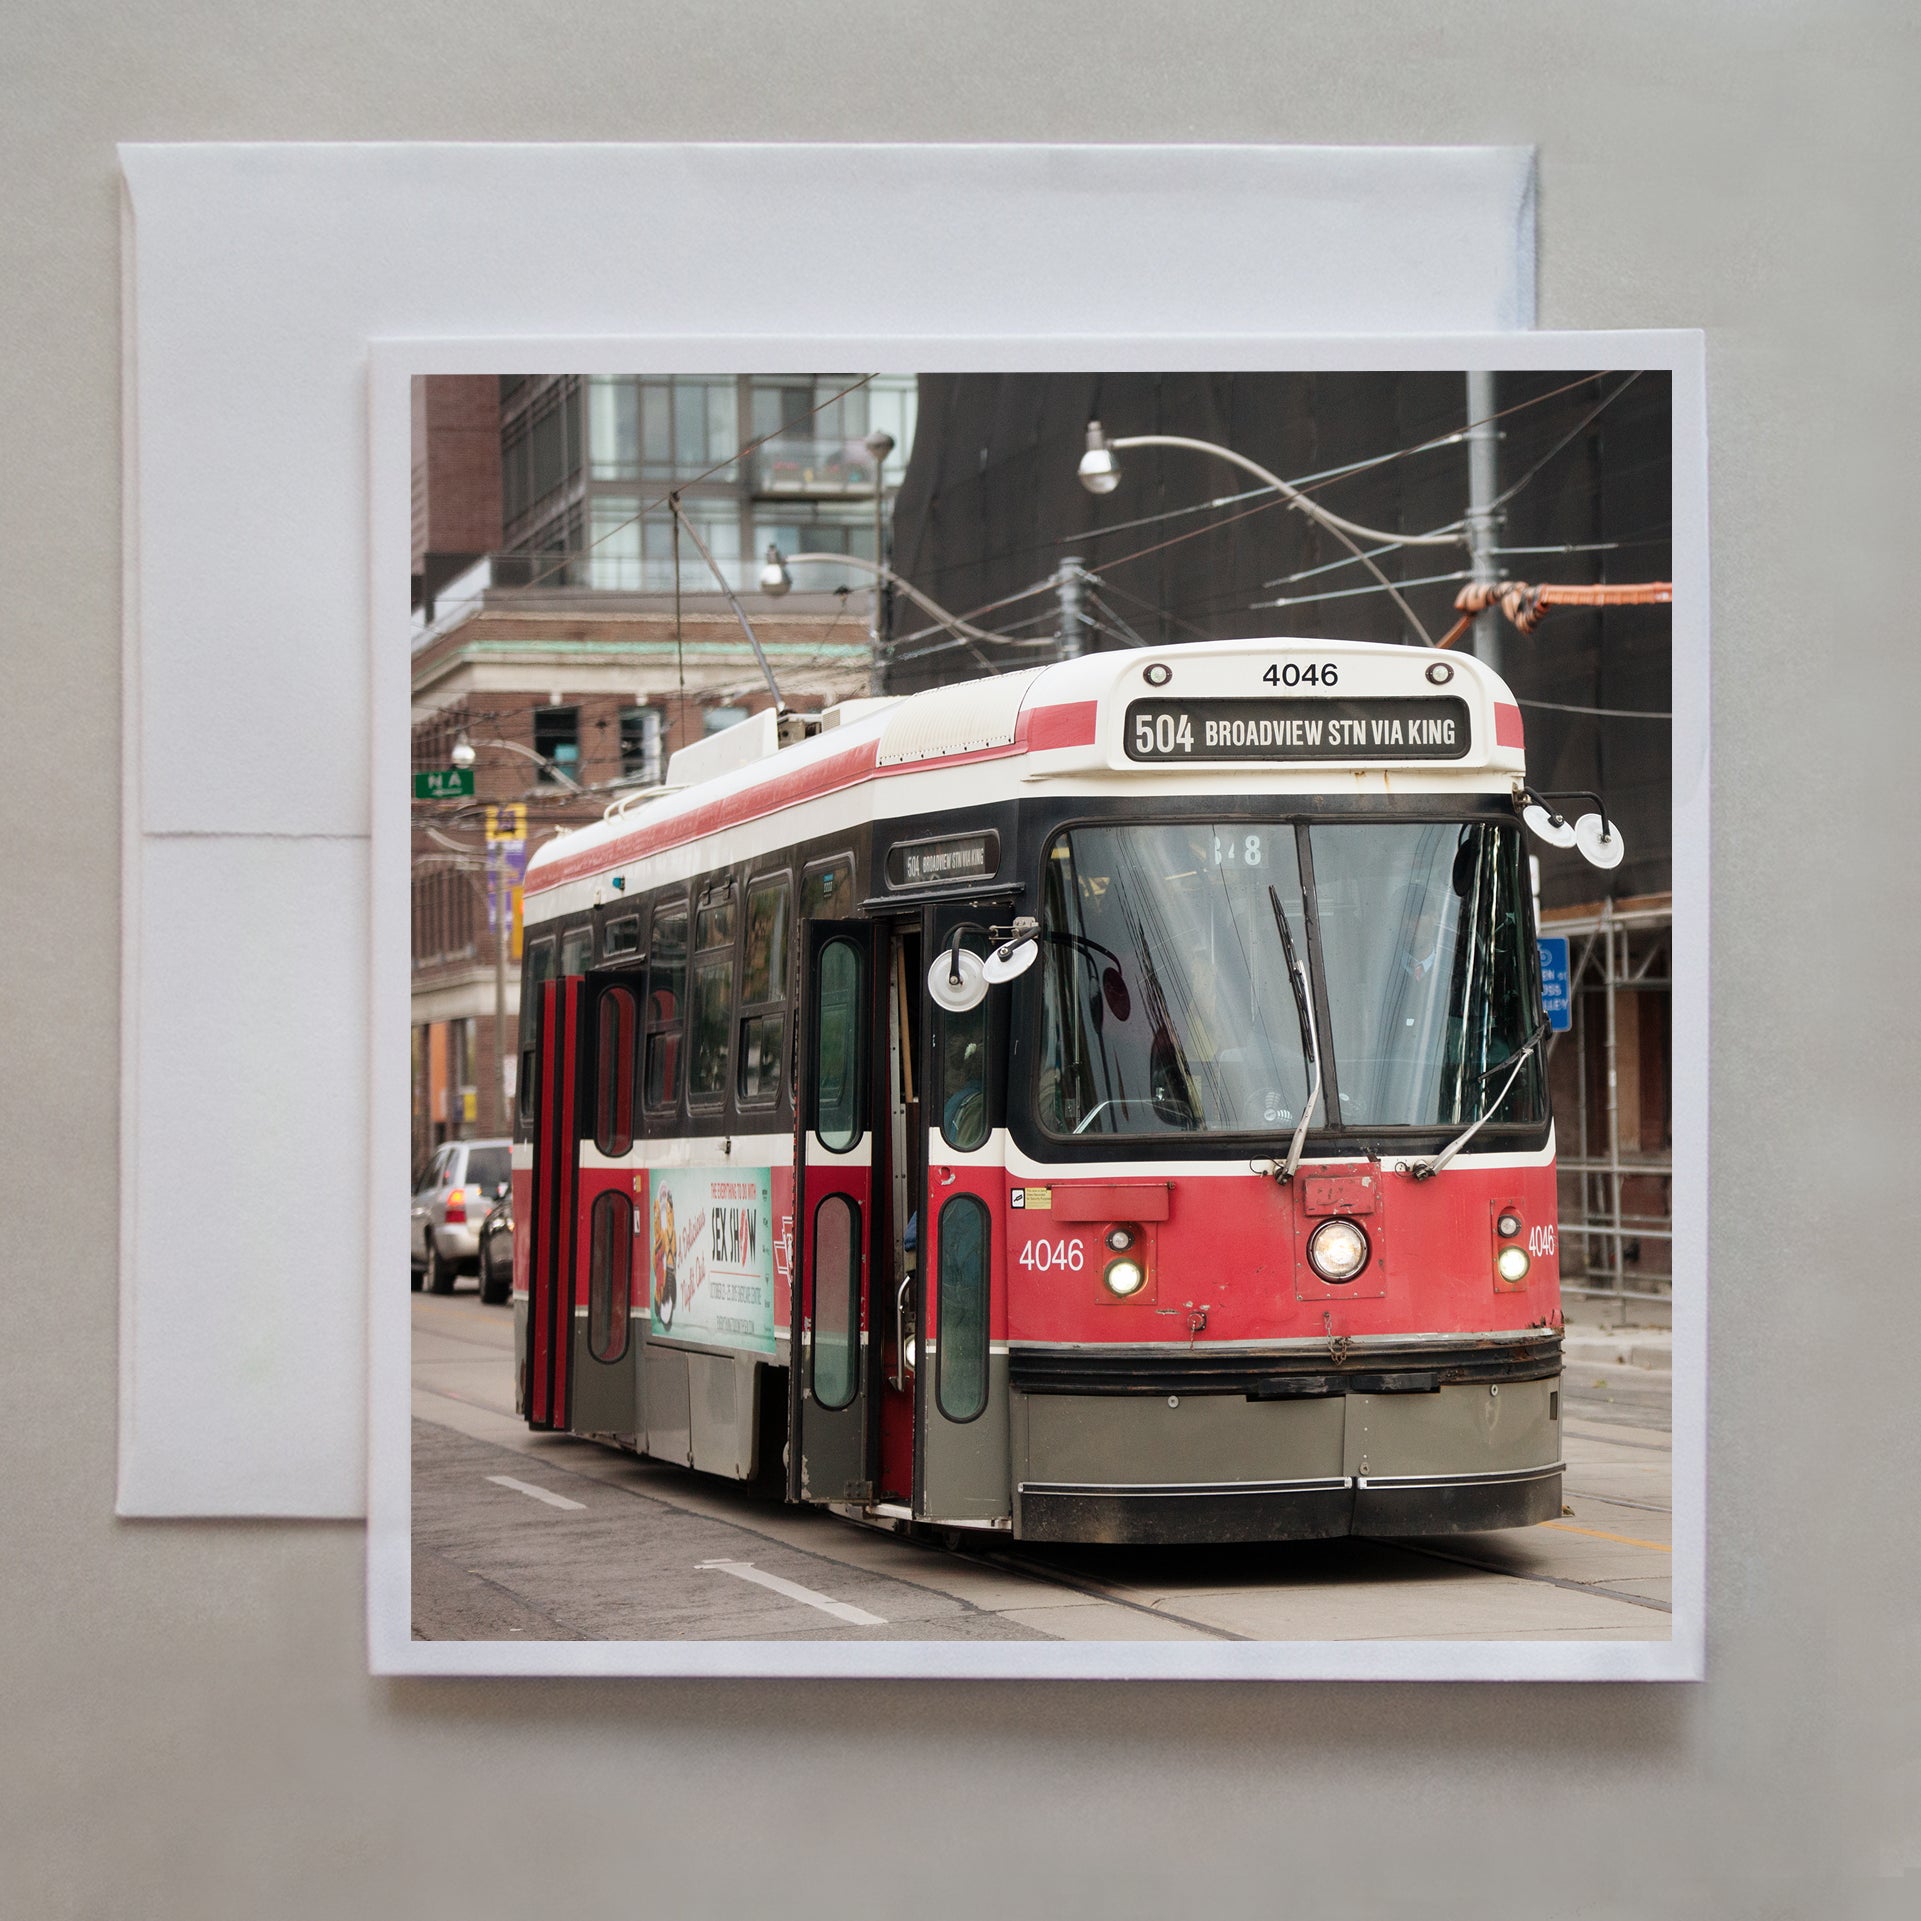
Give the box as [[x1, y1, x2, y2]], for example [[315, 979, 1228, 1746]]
[[533, 706, 580, 786], [704, 705, 750, 736], [501, 377, 582, 528], [587, 493, 742, 592], [589, 376, 739, 484], [619, 707, 664, 784]]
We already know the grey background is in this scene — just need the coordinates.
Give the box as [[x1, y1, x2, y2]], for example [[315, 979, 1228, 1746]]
[[3, 3, 1912, 1914]]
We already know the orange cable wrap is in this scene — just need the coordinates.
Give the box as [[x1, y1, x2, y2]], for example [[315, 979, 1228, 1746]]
[[1452, 579, 1673, 636]]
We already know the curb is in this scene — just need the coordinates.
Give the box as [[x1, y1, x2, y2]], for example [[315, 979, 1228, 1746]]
[[1560, 1334, 1671, 1373]]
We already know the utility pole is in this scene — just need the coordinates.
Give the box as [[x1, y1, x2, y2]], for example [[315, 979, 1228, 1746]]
[[1056, 556, 1087, 658], [1463, 369, 1502, 673], [865, 428, 895, 694], [491, 842, 510, 1134]]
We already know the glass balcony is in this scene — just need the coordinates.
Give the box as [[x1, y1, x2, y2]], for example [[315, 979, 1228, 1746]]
[[751, 437, 883, 496]]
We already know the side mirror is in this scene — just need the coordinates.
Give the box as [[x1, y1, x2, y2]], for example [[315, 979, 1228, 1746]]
[[927, 948, 989, 1013]]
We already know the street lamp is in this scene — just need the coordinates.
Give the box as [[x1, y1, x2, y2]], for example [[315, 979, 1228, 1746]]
[[756, 545, 1010, 673], [450, 731, 584, 793], [1075, 420, 1462, 647]]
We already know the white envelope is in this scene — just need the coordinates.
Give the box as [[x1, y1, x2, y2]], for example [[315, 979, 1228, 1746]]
[[119, 143, 1538, 1517]]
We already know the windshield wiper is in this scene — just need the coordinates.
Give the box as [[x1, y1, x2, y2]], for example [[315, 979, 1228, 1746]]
[[1408, 1017, 1550, 1181], [1264, 886, 1322, 1184]]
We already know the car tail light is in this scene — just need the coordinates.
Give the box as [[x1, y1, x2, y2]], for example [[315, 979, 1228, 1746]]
[[444, 1187, 467, 1224]]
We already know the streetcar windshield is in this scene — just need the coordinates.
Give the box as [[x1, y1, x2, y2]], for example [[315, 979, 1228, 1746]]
[[1034, 819, 1543, 1139], [1036, 823, 1318, 1138]]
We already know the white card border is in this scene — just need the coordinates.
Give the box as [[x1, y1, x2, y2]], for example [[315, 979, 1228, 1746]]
[[369, 328, 1706, 1681]]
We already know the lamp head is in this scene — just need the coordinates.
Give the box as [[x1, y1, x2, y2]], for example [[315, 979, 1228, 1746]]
[[450, 735, 477, 769], [758, 544, 792, 597], [863, 428, 896, 467], [1078, 419, 1121, 495]]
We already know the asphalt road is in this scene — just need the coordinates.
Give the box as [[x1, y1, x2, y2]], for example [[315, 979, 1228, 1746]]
[[412, 1287, 1672, 1644]]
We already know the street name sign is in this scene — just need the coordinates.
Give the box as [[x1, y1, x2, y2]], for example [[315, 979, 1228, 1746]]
[[414, 768, 474, 800]]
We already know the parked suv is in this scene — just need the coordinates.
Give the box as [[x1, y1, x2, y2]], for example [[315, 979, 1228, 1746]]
[[410, 1139, 513, 1294]]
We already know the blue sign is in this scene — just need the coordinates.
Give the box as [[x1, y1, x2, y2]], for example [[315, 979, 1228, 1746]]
[[1539, 935, 1573, 1031]]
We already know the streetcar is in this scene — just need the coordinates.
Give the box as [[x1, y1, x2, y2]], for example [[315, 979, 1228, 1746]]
[[510, 637, 1607, 1544]]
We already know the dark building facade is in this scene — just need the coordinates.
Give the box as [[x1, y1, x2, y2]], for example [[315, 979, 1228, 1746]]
[[890, 371, 1675, 1314]]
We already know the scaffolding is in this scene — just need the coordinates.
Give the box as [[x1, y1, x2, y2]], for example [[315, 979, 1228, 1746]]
[[1541, 894, 1673, 1323]]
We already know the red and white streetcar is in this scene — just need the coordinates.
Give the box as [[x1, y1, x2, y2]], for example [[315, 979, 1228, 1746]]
[[511, 636, 1601, 1544]]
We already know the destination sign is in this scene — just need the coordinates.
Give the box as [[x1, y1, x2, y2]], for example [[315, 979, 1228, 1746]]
[[885, 830, 1001, 890], [1125, 696, 1472, 763]]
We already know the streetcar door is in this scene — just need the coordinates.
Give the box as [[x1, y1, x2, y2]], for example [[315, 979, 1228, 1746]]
[[570, 970, 643, 1439], [524, 974, 584, 1431], [917, 904, 1011, 1524], [791, 922, 882, 1502]]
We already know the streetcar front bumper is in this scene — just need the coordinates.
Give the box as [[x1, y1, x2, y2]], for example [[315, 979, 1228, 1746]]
[[1008, 1335, 1562, 1547]]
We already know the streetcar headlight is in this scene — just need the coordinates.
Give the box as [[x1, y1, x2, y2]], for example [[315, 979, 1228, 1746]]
[[1496, 1245, 1531, 1283], [1497, 1210, 1523, 1238], [1306, 1217, 1370, 1283], [1103, 1258, 1147, 1297], [1104, 1223, 1138, 1253]]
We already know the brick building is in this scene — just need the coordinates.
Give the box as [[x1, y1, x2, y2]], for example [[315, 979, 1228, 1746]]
[[410, 372, 910, 1173]]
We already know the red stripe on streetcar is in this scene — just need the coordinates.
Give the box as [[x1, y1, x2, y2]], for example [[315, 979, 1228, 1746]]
[[1494, 702, 1524, 749], [1018, 699, 1099, 752], [525, 700, 1100, 897]]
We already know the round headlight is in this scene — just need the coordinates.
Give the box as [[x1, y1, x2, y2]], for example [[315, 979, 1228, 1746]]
[[1105, 1223, 1138, 1252], [1497, 1210, 1523, 1238], [903, 1335, 918, 1372], [1103, 1258, 1147, 1297], [1306, 1217, 1370, 1283], [1496, 1245, 1531, 1283]]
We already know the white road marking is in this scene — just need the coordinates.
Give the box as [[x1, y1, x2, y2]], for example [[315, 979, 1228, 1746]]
[[486, 1474, 587, 1511], [697, 1559, 887, 1626]]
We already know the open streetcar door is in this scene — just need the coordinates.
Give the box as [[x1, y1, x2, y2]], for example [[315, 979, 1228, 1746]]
[[916, 902, 1012, 1526], [569, 968, 644, 1441], [790, 921, 883, 1503], [523, 973, 585, 1431]]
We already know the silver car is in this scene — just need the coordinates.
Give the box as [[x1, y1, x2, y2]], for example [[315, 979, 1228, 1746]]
[[410, 1138, 513, 1293]]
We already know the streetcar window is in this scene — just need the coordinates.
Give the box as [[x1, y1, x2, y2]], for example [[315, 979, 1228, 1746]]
[[1309, 821, 1544, 1129], [643, 903, 687, 1111], [587, 1189, 633, 1364], [689, 882, 738, 1106], [560, 925, 593, 977], [516, 937, 558, 1123], [938, 936, 990, 1153], [737, 875, 792, 1106], [741, 877, 790, 1004], [689, 958, 733, 1103], [1034, 824, 1315, 1139], [936, 1196, 990, 1423], [810, 1193, 859, 1410], [594, 985, 638, 1156], [801, 853, 855, 920], [695, 886, 736, 953], [814, 937, 863, 1151], [602, 914, 641, 958]]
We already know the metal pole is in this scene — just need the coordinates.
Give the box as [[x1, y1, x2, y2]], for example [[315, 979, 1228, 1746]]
[[1057, 556, 1087, 659], [492, 843, 510, 1134], [866, 429, 895, 696], [1464, 369, 1501, 674], [1602, 899, 1625, 1308]]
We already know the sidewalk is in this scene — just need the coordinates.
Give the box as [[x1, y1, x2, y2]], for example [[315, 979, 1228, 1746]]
[[1560, 1318, 1672, 1373]]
